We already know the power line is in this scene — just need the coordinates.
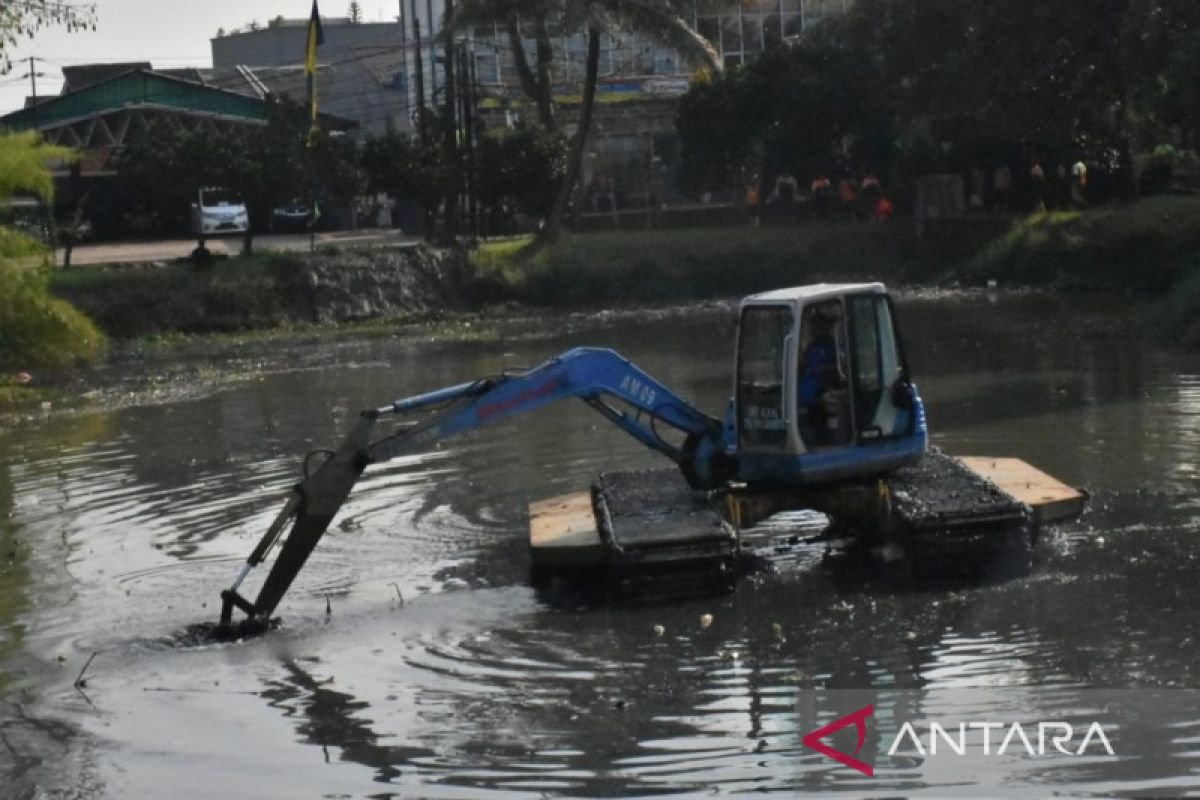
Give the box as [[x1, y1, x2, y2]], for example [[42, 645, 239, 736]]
[[2, 0, 94, 12]]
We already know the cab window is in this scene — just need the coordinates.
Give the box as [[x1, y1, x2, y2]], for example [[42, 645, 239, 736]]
[[736, 305, 793, 450]]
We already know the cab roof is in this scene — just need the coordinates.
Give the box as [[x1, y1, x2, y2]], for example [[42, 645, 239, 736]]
[[742, 282, 887, 305]]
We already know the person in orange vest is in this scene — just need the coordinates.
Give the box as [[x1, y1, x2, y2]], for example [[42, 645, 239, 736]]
[[811, 174, 832, 220], [838, 176, 860, 222], [875, 196, 894, 224], [860, 173, 882, 221]]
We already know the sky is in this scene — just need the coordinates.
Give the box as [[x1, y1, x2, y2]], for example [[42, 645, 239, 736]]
[[0, 0, 413, 115]]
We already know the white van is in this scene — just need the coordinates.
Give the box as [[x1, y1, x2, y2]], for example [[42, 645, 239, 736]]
[[190, 187, 249, 236]]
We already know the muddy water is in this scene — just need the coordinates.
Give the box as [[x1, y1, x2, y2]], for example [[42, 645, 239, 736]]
[[3, 294, 1200, 797]]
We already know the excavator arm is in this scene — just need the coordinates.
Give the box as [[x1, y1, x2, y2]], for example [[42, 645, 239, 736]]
[[218, 347, 726, 631]]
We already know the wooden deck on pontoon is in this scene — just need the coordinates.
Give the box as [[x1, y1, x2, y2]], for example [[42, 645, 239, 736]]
[[529, 456, 1085, 568]]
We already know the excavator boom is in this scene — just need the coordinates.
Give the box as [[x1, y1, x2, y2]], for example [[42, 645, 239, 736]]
[[218, 348, 725, 630]]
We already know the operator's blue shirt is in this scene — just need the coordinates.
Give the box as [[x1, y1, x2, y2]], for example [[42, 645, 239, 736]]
[[798, 338, 835, 406]]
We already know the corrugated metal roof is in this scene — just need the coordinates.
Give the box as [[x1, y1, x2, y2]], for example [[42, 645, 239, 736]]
[[0, 68, 357, 132]]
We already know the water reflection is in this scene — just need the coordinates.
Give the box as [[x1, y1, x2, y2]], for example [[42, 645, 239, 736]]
[[2, 294, 1200, 796], [261, 658, 433, 785]]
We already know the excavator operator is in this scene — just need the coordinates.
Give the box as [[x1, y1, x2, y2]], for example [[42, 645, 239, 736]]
[[799, 312, 838, 443]]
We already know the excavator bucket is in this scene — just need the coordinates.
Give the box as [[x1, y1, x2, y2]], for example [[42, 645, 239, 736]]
[[219, 413, 377, 632]]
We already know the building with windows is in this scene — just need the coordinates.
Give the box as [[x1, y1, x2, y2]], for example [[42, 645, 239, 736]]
[[208, 1, 853, 207], [693, 0, 852, 67]]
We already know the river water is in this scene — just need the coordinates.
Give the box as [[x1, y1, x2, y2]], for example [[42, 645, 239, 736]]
[[2, 293, 1200, 798]]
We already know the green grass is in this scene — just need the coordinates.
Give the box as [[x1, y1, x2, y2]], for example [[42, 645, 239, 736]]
[[467, 220, 1007, 307], [0, 260, 106, 369], [966, 194, 1200, 292], [1143, 254, 1200, 348], [51, 253, 310, 338]]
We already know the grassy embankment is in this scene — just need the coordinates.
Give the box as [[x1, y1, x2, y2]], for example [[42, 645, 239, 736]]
[[963, 194, 1200, 346], [467, 218, 1008, 307], [6, 197, 1200, 416], [50, 253, 317, 338], [472, 194, 1200, 344], [34, 193, 1200, 343], [1, 236, 106, 413]]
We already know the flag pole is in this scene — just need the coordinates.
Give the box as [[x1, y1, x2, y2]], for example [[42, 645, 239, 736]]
[[306, 0, 325, 252]]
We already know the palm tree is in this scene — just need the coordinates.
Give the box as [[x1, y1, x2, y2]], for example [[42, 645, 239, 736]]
[[456, 0, 723, 244]]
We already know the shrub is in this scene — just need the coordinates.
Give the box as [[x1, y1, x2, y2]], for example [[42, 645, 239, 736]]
[[0, 260, 106, 368]]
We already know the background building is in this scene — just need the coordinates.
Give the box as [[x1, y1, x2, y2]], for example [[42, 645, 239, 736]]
[[207, 1, 851, 207]]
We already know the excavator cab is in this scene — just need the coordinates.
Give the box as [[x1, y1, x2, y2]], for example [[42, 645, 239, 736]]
[[731, 283, 926, 486]]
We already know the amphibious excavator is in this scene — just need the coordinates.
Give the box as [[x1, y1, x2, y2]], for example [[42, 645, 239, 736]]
[[217, 283, 1068, 632]]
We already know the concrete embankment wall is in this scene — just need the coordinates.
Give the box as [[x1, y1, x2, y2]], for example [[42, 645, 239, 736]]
[[52, 245, 466, 338]]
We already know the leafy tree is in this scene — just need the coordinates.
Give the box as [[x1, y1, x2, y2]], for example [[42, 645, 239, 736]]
[[223, 97, 312, 253], [678, 33, 878, 197], [347, 2, 363, 24], [455, 1, 723, 244], [476, 125, 567, 223], [119, 97, 360, 254], [360, 131, 443, 212], [0, 1, 96, 73], [0, 131, 105, 368], [268, 15, 286, 28], [680, 0, 1200, 201], [307, 132, 362, 212]]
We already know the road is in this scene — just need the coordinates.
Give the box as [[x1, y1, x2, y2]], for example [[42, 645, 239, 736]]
[[58, 229, 418, 267]]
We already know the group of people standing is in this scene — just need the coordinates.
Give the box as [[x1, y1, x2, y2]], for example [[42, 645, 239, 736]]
[[739, 157, 1090, 227], [968, 161, 1088, 213], [744, 170, 894, 225]]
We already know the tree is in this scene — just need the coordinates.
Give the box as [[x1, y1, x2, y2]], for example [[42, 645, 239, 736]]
[[459, 0, 559, 131], [0, 1, 96, 74], [268, 15, 286, 28], [360, 132, 444, 221], [0, 131, 105, 368], [118, 97, 360, 254], [455, 1, 723, 245], [677, 32, 879, 196], [476, 125, 567, 227], [347, 2, 363, 24]]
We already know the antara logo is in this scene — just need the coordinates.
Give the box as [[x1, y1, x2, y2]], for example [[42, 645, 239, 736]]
[[803, 705, 875, 777], [802, 705, 1116, 777]]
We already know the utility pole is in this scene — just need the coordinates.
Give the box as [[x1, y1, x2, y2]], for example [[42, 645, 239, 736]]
[[398, 0, 407, 130], [426, 0, 437, 105], [461, 45, 479, 240], [410, 0, 426, 144], [441, 0, 458, 243], [28, 56, 39, 132]]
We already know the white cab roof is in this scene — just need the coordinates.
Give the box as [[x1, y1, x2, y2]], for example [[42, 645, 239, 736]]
[[742, 282, 886, 305]]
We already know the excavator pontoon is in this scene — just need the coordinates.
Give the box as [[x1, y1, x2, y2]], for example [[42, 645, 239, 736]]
[[216, 283, 1082, 632]]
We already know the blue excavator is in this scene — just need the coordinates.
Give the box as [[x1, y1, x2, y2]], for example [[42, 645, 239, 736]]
[[218, 283, 943, 631]]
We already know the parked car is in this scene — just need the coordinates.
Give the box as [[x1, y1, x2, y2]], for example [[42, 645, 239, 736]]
[[270, 202, 311, 233], [190, 187, 249, 237], [54, 217, 94, 245]]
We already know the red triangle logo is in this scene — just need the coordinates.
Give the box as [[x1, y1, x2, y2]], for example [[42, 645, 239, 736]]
[[802, 704, 875, 777]]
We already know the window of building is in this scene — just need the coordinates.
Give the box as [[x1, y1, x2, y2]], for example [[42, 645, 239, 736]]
[[742, 14, 763, 52], [763, 13, 782, 45], [653, 48, 679, 75], [474, 52, 499, 85], [721, 15, 742, 52]]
